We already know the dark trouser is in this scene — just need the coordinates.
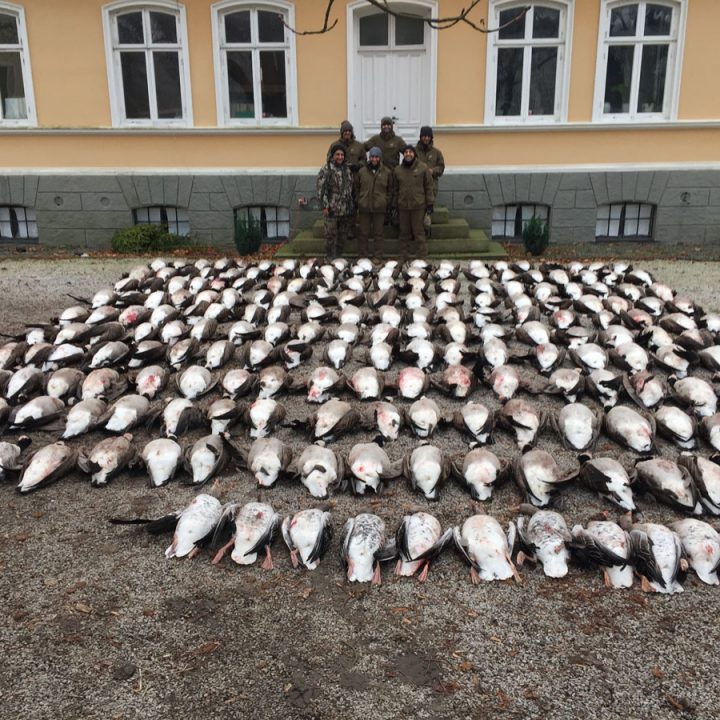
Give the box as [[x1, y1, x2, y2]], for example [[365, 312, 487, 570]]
[[398, 208, 427, 260], [324, 215, 350, 259], [358, 211, 385, 258]]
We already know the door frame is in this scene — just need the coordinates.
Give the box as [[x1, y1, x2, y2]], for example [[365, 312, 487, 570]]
[[346, 0, 438, 139]]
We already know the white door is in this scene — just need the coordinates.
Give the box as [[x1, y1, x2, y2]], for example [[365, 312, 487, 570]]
[[351, 6, 434, 144]]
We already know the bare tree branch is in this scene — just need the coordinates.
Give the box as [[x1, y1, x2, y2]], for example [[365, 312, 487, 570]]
[[283, 1, 530, 36]]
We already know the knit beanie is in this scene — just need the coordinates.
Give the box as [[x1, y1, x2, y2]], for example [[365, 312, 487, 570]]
[[368, 146, 382, 158], [381, 116, 394, 126], [401, 144, 416, 155], [330, 142, 346, 158], [420, 125, 433, 138], [340, 120, 354, 134]]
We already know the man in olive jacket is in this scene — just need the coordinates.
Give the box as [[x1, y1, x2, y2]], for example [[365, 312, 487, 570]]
[[326, 120, 366, 172], [365, 116, 406, 170], [355, 146, 393, 259], [317, 143, 355, 260], [393, 144, 434, 260], [415, 125, 444, 202]]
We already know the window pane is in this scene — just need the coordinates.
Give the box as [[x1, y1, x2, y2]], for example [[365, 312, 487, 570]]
[[496, 48, 523, 116], [359, 14, 388, 46], [624, 216, 638, 236], [610, 204, 622, 219], [154, 51, 182, 119], [121, 52, 150, 118], [604, 45, 634, 112], [597, 205, 610, 220], [227, 51, 254, 118], [149, 207, 161, 223], [260, 50, 287, 118], [596, 219, 607, 236], [645, 4, 672, 36], [150, 12, 177, 44], [637, 43, 668, 113], [608, 219, 620, 236], [492, 206, 506, 221], [225, 11, 251, 43], [625, 203, 640, 221], [529, 47, 557, 115], [135, 208, 149, 223], [0, 52, 26, 118], [0, 14, 18, 44], [117, 12, 144, 44], [396, 16, 424, 45], [258, 10, 285, 43], [499, 8, 526, 39], [638, 217, 651, 235], [533, 7, 560, 39], [609, 5, 638, 37], [639, 204, 653, 219]]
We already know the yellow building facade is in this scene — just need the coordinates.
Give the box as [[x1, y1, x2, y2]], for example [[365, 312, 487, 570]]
[[0, 0, 718, 247]]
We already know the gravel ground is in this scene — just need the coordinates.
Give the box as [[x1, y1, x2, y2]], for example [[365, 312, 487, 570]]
[[0, 256, 718, 720]]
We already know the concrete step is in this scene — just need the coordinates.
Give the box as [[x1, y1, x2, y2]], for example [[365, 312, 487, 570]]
[[311, 215, 468, 240], [274, 228, 506, 260]]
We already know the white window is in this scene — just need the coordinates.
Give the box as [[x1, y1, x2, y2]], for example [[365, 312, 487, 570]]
[[594, 1, 686, 121], [236, 205, 289, 241], [103, 1, 193, 126], [0, 206, 37, 241], [492, 204, 549, 239], [358, 12, 425, 48], [486, 2, 572, 124], [212, 1, 297, 126], [596, 203, 654, 239], [0, 3, 36, 126], [134, 206, 190, 236]]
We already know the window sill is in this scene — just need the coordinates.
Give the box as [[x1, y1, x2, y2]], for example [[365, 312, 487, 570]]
[[594, 236, 655, 243]]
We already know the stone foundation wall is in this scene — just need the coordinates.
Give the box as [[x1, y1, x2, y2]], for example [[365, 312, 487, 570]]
[[1, 169, 718, 248]]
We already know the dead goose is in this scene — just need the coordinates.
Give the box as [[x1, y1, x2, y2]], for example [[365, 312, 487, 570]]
[[221, 368, 258, 400], [323, 339, 352, 369], [484, 364, 522, 402], [9, 396, 65, 430], [341, 513, 396, 584], [281, 509, 333, 570], [237, 340, 280, 371], [176, 366, 217, 400], [451, 401, 495, 446], [45, 368, 86, 403], [292, 444, 345, 499], [527, 343, 565, 375], [347, 442, 402, 495], [654, 405, 697, 449], [635, 457, 702, 515], [622, 371, 668, 410], [701, 414, 720, 451], [209, 502, 281, 568], [167, 338, 202, 370], [392, 367, 431, 400], [430, 365, 476, 399], [395, 512, 452, 580], [453, 515, 519, 583], [297, 399, 361, 443], [402, 443, 450, 500], [78, 434, 137, 487], [515, 508, 572, 578], [513, 450, 574, 507], [677, 454, 720, 515], [184, 433, 232, 486], [544, 368, 585, 403], [367, 401, 404, 442], [131, 365, 170, 399], [347, 367, 385, 400], [550, 403, 602, 452], [101, 394, 151, 433], [451, 448, 509, 501], [5, 366, 45, 404], [670, 519, 720, 585], [17, 441, 77, 493], [575, 455, 636, 511], [569, 343, 608, 373], [0, 436, 31, 480], [0, 341, 27, 370], [157, 398, 206, 439], [696, 343, 720, 372], [239, 398, 285, 439], [62, 398, 107, 439], [87, 341, 131, 370], [141, 438, 183, 487], [498, 399, 544, 451], [127, 340, 166, 369], [404, 396, 445, 439], [570, 520, 633, 589], [669, 376, 718, 417], [629, 522, 685, 594], [398, 338, 442, 371], [307, 367, 345, 404], [205, 339, 236, 370], [235, 437, 293, 488], [81, 368, 127, 401], [604, 406, 655, 454], [280, 341, 313, 370], [206, 398, 244, 435], [653, 344, 696, 378], [586, 369, 624, 409]]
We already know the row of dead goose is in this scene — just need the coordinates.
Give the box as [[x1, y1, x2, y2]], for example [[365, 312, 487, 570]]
[[108, 495, 720, 594]]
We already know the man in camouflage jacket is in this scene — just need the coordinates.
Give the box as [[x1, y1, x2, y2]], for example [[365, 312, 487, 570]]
[[317, 143, 355, 259]]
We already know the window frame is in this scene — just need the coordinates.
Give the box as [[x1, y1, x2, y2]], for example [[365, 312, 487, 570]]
[[234, 205, 290, 243], [0, 2, 36, 127], [595, 202, 655, 240], [133, 205, 190, 236], [211, 0, 298, 127], [592, 0, 687, 122], [0, 205, 38, 242], [485, 0, 573, 125], [491, 203, 550, 240], [102, 0, 194, 128]]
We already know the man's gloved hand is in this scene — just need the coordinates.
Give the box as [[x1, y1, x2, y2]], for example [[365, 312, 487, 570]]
[[350, 163, 360, 173], [426, 205, 434, 214]]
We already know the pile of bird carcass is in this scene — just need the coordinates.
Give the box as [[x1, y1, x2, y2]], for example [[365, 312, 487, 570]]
[[1, 256, 720, 594]]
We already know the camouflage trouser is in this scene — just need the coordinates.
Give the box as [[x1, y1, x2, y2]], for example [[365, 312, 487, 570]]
[[398, 208, 427, 260], [357, 211, 385, 258], [324, 215, 350, 259]]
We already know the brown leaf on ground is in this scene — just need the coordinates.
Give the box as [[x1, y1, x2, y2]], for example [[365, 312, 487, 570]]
[[74, 602, 92, 614], [664, 693, 694, 713], [432, 680, 461, 694], [651, 666, 665, 679], [190, 640, 222, 656]]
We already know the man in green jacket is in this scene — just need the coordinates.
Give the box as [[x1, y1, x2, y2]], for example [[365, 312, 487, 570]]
[[365, 117, 406, 170], [415, 125, 445, 202], [355, 146, 393, 260], [393, 145, 434, 261], [317, 143, 355, 260], [327, 120, 366, 172]]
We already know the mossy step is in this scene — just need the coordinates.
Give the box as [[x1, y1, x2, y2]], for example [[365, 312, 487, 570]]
[[311, 216, 468, 240]]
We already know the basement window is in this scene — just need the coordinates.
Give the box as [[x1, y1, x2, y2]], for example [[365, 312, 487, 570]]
[[134, 206, 190, 236], [492, 203, 549, 239], [0, 205, 37, 242], [596, 202, 654, 239], [235, 205, 290, 242]]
